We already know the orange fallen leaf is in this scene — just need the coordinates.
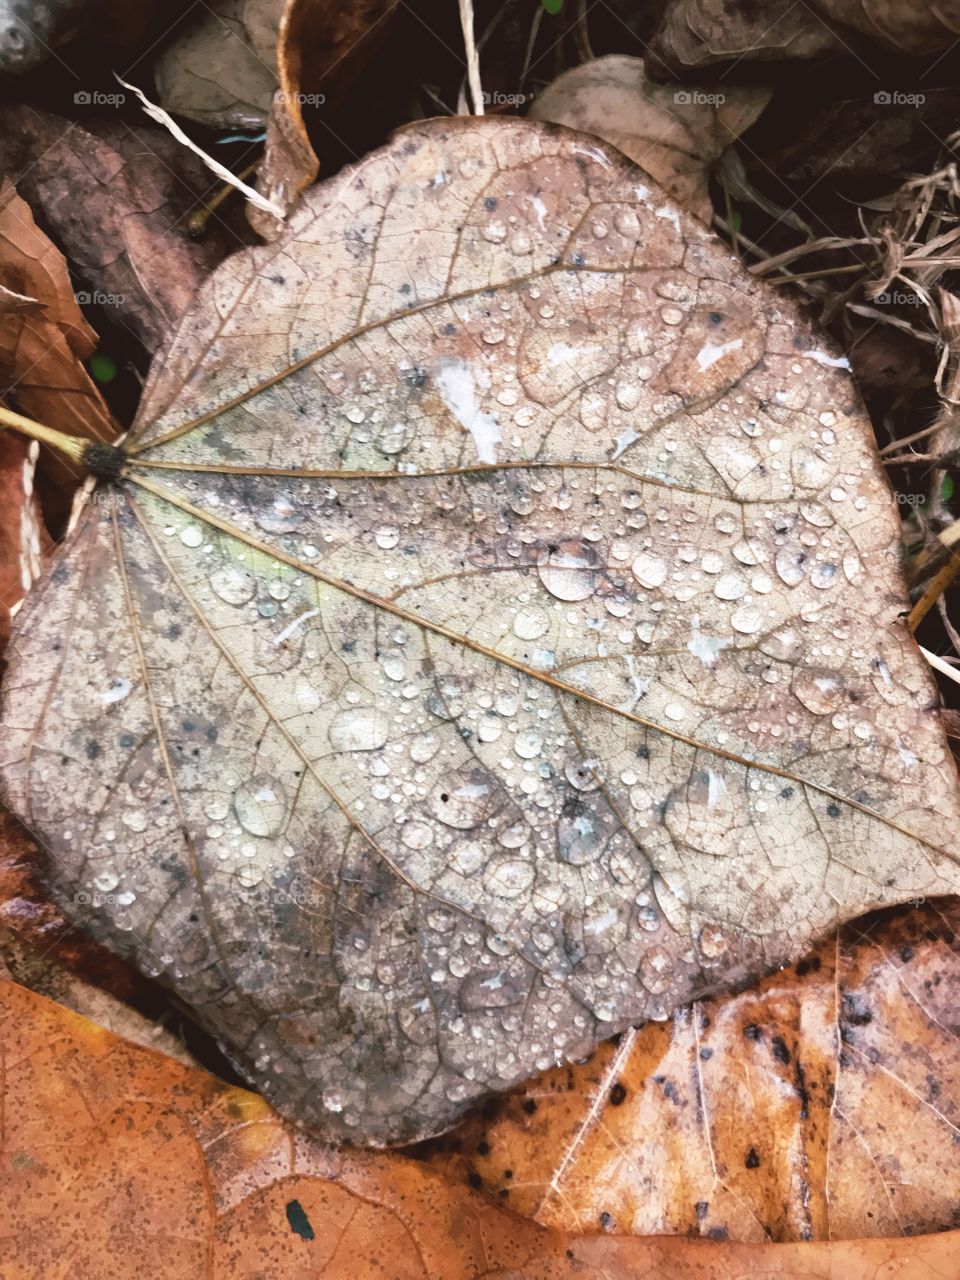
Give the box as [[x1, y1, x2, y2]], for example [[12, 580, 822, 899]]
[[421, 899, 960, 1244], [0, 180, 118, 444], [1, 977, 959, 1278]]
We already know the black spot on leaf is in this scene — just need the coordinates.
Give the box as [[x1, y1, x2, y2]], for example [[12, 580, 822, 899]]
[[771, 1035, 791, 1065], [285, 1199, 315, 1241]]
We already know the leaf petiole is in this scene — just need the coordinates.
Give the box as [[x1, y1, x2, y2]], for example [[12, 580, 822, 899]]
[[0, 403, 88, 467], [0, 404, 126, 479]]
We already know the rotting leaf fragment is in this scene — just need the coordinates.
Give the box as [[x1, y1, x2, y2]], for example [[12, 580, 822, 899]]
[[1, 118, 958, 1146]]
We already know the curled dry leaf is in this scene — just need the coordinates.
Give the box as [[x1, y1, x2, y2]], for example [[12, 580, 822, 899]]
[[0, 178, 118, 445], [0, 284, 46, 638], [651, 0, 960, 71], [3, 977, 960, 1279], [249, 0, 400, 238], [0, 178, 120, 524], [423, 898, 960, 1242], [529, 55, 770, 224], [152, 0, 400, 235], [1, 118, 959, 1147], [248, 0, 315, 240], [0, 105, 245, 351], [650, 0, 845, 71]]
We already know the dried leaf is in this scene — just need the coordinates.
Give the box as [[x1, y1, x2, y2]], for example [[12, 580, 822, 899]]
[[2, 118, 958, 1147], [249, 0, 400, 237], [0, 179, 117, 445], [529, 55, 770, 223], [154, 0, 285, 131], [767, 0, 960, 53], [3, 977, 960, 1278], [651, 0, 960, 71], [422, 899, 960, 1242], [767, 90, 960, 184], [0, 105, 247, 351], [247, 0, 318, 239], [0, 178, 120, 524], [0, 433, 43, 652]]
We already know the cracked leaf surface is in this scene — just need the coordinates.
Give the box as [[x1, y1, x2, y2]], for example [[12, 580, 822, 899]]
[[1, 118, 958, 1145]]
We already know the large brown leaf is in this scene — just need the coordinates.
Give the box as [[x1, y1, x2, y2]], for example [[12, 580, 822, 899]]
[[3, 977, 960, 1278], [1, 117, 958, 1146]]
